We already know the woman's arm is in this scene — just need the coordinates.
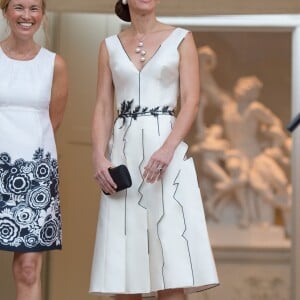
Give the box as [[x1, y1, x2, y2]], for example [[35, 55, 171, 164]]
[[92, 41, 117, 194], [143, 32, 200, 183], [164, 31, 200, 152], [49, 54, 68, 133]]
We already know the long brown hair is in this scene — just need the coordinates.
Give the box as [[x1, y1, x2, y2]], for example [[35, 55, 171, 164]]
[[0, 0, 46, 14]]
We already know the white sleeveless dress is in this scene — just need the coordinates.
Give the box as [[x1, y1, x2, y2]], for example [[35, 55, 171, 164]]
[[90, 28, 218, 295], [0, 47, 62, 252]]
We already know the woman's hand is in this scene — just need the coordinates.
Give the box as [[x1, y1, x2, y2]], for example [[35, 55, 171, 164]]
[[143, 146, 174, 183], [93, 156, 117, 195]]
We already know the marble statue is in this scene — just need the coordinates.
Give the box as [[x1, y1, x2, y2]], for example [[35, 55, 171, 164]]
[[194, 46, 291, 237]]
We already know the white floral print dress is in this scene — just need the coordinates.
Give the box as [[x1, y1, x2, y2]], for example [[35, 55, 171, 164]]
[[0, 47, 62, 252]]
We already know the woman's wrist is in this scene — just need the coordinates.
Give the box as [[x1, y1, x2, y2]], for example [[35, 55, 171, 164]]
[[161, 139, 180, 153], [92, 151, 107, 163]]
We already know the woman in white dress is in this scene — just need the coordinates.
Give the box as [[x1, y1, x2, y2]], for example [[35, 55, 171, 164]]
[[0, 0, 68, 299], [90, 0, 218, 299]]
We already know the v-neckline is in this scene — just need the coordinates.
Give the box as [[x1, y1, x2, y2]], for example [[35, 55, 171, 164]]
[[117, 28, 178, 73]]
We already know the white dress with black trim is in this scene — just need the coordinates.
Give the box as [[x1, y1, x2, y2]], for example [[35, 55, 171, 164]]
[[90, 28, 219, 295], [0, 47, 62, 252]]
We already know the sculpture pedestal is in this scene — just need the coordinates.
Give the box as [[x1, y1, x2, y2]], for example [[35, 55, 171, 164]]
[[207, 223, 291, 248], [188, 224, 291, 300]]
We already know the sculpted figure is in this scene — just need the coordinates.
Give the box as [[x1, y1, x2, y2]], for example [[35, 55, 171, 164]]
[[194, 46, 291, 232], [190, 125, 229, 200]]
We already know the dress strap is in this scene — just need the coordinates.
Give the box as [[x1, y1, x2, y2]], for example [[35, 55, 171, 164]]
[[165, 27, 190, 48], [105, 35, 120, 56]]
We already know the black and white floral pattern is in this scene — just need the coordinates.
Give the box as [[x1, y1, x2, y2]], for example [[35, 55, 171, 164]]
[[0, 148, 62, 251]]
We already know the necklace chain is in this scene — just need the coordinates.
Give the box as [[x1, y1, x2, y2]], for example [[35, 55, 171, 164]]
[[132, 24, 168, 64]]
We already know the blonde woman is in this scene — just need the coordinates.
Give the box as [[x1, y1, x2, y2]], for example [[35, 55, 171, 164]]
[[0, 0, 68, 299]]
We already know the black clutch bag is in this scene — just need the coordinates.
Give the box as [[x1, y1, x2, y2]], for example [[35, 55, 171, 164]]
[[104, 164, 132, 195]]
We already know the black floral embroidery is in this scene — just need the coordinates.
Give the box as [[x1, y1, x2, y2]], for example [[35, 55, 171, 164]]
[[118, 100, 175, 128], [0, 148, 61, 251]]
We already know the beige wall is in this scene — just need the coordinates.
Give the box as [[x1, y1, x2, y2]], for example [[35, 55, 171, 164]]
[[47, 13, 121, 300], [0, 252, 15, 299], [47, 0, 300, 15]]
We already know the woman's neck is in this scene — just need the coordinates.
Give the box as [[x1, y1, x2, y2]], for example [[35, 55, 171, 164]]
[[2, 36, 37, 53], [129, 14, 160, 36], [1, 36, 39, 60]]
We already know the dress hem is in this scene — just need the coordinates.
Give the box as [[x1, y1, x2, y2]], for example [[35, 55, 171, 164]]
[[89, 282, 220, 297], [0, 245, 62, 253]]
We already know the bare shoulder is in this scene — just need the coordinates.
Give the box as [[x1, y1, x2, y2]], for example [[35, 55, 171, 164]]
[[99, 39, 108, 50], [179, 30, 196, 50], [54, 54, 67, 72], [183, 30, 196, 43], [98, 39, 110, 60], [178, 30, 198, 66]]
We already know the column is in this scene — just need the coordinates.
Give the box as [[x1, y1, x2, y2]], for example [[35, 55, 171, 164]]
[[291, 25, 300, 300]]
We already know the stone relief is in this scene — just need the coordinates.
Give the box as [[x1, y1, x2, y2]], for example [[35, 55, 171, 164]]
[[191, 46, 291, 239], [232, 276, 288, 300]]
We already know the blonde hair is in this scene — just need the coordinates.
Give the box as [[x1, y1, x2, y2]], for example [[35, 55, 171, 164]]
[[0, 0, 46, 13]]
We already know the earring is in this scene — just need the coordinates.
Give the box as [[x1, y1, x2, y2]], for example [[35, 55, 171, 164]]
[[122, 0, 128, 5]]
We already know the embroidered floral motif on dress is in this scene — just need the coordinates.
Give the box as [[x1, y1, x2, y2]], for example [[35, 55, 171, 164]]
[[118, 99, 175, 128]]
